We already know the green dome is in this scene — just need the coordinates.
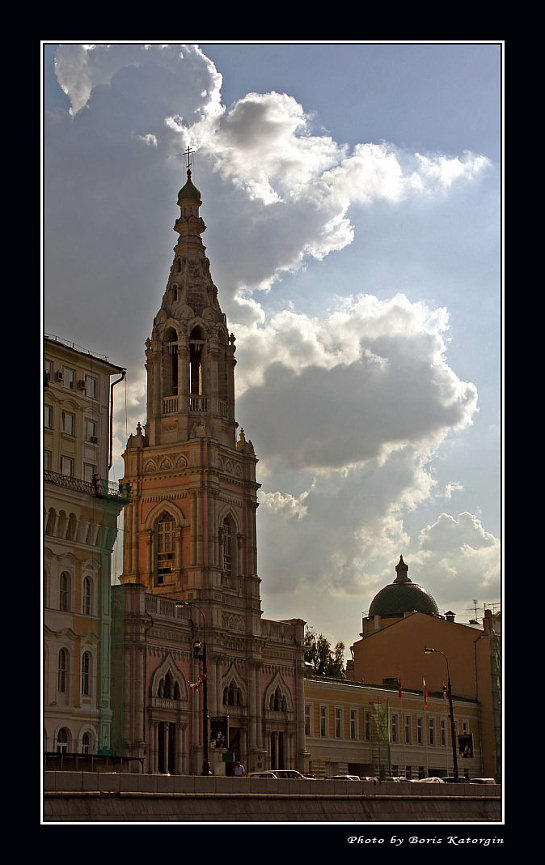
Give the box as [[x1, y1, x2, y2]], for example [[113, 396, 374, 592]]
[[368, 555, 439, 617], [369, 581, 439, 617]]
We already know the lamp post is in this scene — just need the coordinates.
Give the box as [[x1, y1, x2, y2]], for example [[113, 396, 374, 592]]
[[177, 601, 211, 775], [424, 647, 458, 783]]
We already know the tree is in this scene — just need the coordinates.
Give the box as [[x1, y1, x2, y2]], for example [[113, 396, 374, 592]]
[[304, 627, 345, 679]]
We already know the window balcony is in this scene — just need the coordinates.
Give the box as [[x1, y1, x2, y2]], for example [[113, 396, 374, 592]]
[[44, 469, 131, 503]]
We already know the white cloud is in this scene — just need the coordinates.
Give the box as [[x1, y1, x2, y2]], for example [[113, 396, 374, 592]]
[[45, 43, 500, 636]]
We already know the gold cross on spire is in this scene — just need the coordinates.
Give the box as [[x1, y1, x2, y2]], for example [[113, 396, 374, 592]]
[[184, 145, 195, 172]]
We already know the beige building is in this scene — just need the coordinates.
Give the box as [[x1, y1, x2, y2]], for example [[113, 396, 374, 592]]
[[303, 676, 481, 780], [43, 335, 129, 756], [349, 556, 501, 780]]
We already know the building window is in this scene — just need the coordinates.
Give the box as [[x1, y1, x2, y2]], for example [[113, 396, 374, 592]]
[[85, 375, 96, 399], [44, 404, 53, 428], [189, 326, 204, 395], [63, 367, 75, 390], [156, 513, 175, 584], [364, 711, 371, 741], [85, 418, 97, 441], [320, 706, 327, 737], [305, 705, 311, 736], [335, 707, 342, 738], [350, 709, 357, 740], [222, 517, 234, 578], [269, 686, 286, 712], [56, 727, 69, 753], [84, 463, 96, 483], [61, 411, 74, 436], [81, 652, 91, 696], [60, 456, 74, 477], [81, 731, 92, 754], [44, 450, 51, 470], [404, 715, 412, 744], [224, 682, 243, 706], [82, 577, 92, 616], [440, 719, 447, 746], [417, 717, 423, 745], [44, 358, 52, 386], [429, 718, 435, 745], [391, 713, 399, 743], [60, 572, 71, 611], [57, 649, 68, 693]]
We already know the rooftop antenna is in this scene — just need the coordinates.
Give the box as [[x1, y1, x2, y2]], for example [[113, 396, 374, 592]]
[[465, 599, 480, 621]]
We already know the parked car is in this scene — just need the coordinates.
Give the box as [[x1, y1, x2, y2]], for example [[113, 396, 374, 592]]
[[469, 777, 497, 784], [385, 776, 409, 782], [411, 776, 445, 783], [326, 775, 361, 781], [247, 769, 309, 779], [442, 776, 465, 783], [360, 776, 378, 782]]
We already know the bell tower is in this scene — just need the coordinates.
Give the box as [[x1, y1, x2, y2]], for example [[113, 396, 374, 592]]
[[120, 154, 261, 625], [115, 153, 306, 775]]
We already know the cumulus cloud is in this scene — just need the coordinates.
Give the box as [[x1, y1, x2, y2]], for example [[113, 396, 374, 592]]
[[45, 43, 499, 634]]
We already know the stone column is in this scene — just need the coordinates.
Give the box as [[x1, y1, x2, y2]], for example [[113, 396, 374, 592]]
[[135, 646, 145, 743]]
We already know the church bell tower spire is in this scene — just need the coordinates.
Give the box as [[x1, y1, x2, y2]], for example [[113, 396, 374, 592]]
[[120, 153, 260, 612], [142, 150, 237, 448]]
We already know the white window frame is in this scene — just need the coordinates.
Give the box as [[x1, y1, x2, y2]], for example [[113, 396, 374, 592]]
[[320, 705, 327, 737], [335, 706, 342, 738], [391, 712, 399, 744], [60, 455, 74, 477], [350, 708, 357, 740], [429, 717, 435, 746], [44, 403, 53, 428], [63, 367, 75, 390], [61, 410, 75, 436], [417, 717, 423, 745], [305, 705, 311, 736], [440, 718, 447, 746], [85, 375, 96, 399], [404, 714, 412, 744]]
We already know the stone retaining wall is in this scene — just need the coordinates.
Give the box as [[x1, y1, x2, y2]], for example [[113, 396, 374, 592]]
[[43, 772, 501, 823]]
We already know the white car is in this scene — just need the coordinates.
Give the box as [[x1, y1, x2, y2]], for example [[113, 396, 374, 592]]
[[469, 777, 497, 784], [247, 769, 309, 779], [326, 775, 361, 781], [411, 776, 445, 783]]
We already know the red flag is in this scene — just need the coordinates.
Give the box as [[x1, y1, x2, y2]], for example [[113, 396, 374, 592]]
[[398, 677, 402, 699], [423, 678, 428, 707]]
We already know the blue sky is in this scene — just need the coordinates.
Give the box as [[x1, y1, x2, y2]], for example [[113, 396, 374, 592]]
[[43, 42, 502, 652]]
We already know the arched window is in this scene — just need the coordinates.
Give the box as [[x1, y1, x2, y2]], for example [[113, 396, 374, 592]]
[[189, 326, 205, 395], [222, 516, 235, 579], [269, 686, 287, 712], [156, 512, 175, 585], [46, 508, 56, 535], [66, 513, 77, 540], [82, 577, 92, 616], [164, 326, 178, 397], [56, 727, 69, 754], [60, 572, 71, 611], [81, 731, 92, 754], [223, 682, 242, 706], [81, 652, 91, 696], [58, 649, 68, 693]]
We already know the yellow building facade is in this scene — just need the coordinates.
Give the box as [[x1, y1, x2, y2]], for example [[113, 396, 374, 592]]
[[303, 675, 481, 780], [43, 335, 129, 756]]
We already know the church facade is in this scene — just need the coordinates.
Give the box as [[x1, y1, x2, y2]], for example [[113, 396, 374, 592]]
[[111, 165, 306, 775]]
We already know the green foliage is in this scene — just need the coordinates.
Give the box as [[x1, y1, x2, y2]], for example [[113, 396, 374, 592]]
[[304, 627, 345, 679]]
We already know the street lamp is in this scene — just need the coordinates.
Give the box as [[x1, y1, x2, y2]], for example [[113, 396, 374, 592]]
[[424, 648, 458, 783], [176, 601, 211, 775]]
